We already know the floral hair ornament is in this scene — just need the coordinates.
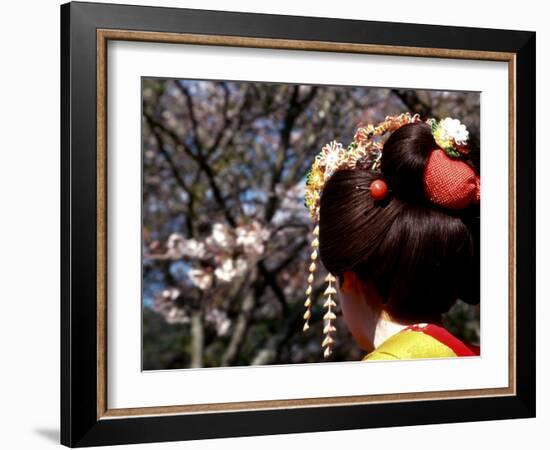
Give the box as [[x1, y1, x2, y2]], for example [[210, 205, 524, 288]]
[[303, 114, 478, 358], [427, 117, 470, 158]]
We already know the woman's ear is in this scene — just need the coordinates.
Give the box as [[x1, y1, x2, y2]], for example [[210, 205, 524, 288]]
[[340, 271, 360, 294]]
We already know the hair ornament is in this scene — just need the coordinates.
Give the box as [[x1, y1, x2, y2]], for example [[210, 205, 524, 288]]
[[355, 179, 390, 200], [427, 117, 470, 158], [424, 149, 480, 209], [369, 179, 389, 201], [302, 223, 319, 332], [304, 113, 422, 221], [303, 113, 478, 358]]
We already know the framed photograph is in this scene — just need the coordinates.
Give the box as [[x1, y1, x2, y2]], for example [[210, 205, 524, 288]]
[[61, 1, 536, 447]]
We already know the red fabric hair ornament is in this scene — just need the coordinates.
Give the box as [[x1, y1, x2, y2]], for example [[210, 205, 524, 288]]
[[423, 149, 480, 209]]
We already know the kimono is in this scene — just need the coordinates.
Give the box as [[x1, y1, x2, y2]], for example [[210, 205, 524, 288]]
[[363, 323, 480, 361]]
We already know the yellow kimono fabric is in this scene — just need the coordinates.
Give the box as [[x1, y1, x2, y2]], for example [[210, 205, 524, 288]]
[[362, 326, 462, 361]]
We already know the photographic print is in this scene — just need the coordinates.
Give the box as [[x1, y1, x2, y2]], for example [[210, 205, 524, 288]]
[[141, 79, 481, 370]]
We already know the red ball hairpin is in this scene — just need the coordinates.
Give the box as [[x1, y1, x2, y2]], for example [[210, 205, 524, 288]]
[[356, 179, 389, 201], [369, 179, 389, 200]]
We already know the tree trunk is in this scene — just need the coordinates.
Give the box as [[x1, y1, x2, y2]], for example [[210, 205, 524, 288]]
[[190, 311, 204, 368]]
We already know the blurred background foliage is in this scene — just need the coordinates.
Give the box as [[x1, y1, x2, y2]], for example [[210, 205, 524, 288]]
[[142, 78, 480, 370]]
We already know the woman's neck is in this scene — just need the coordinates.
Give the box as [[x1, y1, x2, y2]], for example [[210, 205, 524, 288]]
[[372, 312, 443, 349], [372, 316, 410, 349]]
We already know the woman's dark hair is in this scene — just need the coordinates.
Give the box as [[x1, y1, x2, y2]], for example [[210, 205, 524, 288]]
[[318, 122, 480, 322]]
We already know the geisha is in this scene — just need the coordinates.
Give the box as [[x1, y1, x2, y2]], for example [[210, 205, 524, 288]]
[[303, 114, 480, 360]]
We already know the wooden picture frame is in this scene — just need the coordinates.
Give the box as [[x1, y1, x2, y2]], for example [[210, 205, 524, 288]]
[[61, 1, 536, 447]]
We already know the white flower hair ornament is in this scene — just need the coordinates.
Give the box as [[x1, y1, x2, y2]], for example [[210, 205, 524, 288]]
[[428, 117, 470, 157], [303, 114, 474, 358]]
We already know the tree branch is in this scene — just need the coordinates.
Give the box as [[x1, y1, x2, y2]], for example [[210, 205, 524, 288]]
[[144, 111, 237, 227], [208, 82, 232, 154], [220, 268, 261, 366], [391, 89, 432, 118], [270, 239, 308, 274], [220, 290, 255, 366], [250, 282, 325, 365], [257, 261, 289, 315], [264, 86, 318, 221], [145, 117, 197, 237], [174, 80, 203, 154]]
